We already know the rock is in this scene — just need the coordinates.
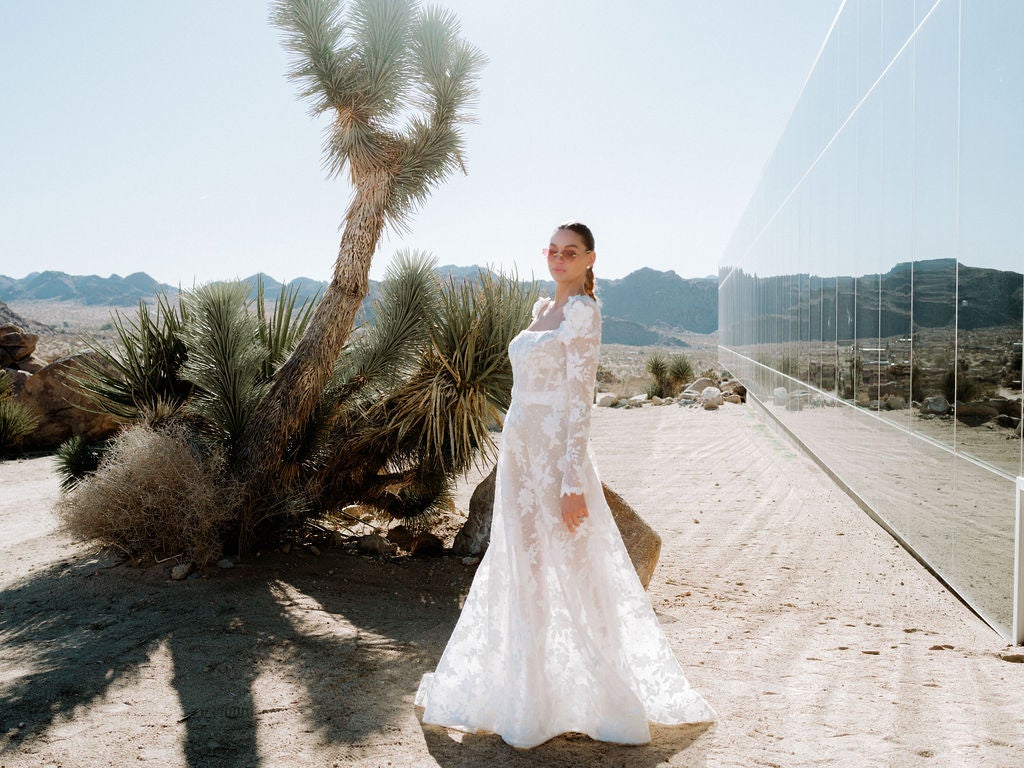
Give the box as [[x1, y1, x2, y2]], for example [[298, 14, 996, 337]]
[[883, 395, 907, 410], [386, 524, 416, 551], [13, 353, 121, 450], [0, 325, 38, 362], [601, 486, 663, 589], [720, 381, 747, 401], [216, 558, 234, 569], [921, 396, 950, 415], [306, 544, 321, 556], [452, 468, 497, 555], [409, 531, 444, 557], [629, 393, 649, 404], [170, 562, 192, 580], [651, 395, 664, 405], [15, 355, 46, 374], [786, 391, 809, 411], [699, 386, 724, 410], [357, 533, 397, 556], [3, 368, 31, 395], [595, 392, 618, 407], [773, 387, 788, 406], [461, 555, 481, 566], [452, 466, 663, 588], [955, 402, 999, 426], [995, 414, 1020, 430], [687, 377, 716, 394], [986, 397, 1021, 418], [725, 393, 742, 404]]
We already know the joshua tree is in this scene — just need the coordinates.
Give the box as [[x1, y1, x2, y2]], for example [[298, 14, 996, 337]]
[[234, 0, 486, 544]]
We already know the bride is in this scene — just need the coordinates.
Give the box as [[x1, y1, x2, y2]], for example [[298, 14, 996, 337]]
[[415, 221, 715, 748]]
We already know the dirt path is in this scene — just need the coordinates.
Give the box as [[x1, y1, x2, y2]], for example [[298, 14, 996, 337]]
[[1, 405, 1022, 767]]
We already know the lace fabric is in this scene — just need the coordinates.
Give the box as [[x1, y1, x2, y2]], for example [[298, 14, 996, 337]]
[[415, 294, 715, 748]]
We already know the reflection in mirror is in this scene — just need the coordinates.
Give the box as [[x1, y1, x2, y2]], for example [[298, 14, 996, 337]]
[[955, 0, 1024, 476], [910, 2, 958, 455]]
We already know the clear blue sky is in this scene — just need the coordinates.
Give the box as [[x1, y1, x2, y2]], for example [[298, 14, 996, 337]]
[[0, 0, 842, 286]]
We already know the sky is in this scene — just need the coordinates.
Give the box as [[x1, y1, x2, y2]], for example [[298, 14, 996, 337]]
[[0, 0, 843, 287]]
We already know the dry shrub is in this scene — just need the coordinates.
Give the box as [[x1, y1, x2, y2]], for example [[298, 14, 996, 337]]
[[57, 424, 238, 566]]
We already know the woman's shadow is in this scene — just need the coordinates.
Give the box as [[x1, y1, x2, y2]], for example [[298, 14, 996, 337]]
[[421, 719, 713, 767]]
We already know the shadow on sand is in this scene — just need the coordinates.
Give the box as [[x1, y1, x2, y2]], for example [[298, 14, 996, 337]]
[[1, 547, 710, 767]]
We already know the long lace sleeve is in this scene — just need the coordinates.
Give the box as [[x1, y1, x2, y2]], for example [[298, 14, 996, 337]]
[[559, 296, 601, 497]]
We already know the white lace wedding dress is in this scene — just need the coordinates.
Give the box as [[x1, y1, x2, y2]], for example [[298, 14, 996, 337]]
[[415, 294, 714, 748]]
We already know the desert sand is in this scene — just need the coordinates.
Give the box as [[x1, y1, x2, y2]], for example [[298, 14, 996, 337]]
[[2, 403, 1023, 767]]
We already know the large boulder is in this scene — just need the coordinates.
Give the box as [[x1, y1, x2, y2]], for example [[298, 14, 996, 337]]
[[986, 397, 1021, 418], [921, 396, 951, 415], [452, 466, 663, 589], [955, 402, 999, 426], [0, 324, 39, 364], [14, 354, 121, 450]]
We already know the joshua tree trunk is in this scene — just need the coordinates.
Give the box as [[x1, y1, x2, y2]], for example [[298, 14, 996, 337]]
[[234, 172, 390, 547]]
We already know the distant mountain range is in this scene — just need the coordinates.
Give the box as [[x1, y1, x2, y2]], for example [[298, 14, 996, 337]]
[[0, 271, 171, 306], [0, 267, 720, 344], [728, 258, 1023, 338], [4, 260, 1020, 345]]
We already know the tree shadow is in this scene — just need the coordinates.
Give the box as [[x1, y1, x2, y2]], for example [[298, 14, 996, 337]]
[[0, 548, 469, 767], [0, 547, 711, 767]]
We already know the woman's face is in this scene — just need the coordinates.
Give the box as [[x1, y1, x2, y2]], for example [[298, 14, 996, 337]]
[[545, 229, 594, 288]]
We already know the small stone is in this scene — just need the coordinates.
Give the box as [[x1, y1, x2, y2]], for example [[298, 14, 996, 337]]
[[307, 544, 321, 556], [461, 556, 481, 566], [410, 531, 444, 557], [386, 524, 416, 551], [216, 558, 234, 569], [170, 562, 192, 580], [357, 534, 397, 556], [595, 392, 618, 407]]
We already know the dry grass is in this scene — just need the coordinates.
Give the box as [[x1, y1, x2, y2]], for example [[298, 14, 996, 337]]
[[56, 424, 238, 566]]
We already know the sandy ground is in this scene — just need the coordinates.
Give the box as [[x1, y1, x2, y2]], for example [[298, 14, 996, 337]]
[[2, 404, 1023, 768]]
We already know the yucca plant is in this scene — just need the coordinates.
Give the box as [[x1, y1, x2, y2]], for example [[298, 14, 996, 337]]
[[645, 352, 670, 398], [178, 282, 271, 454], [667, 354, 694, 390], [0, 370, 38, 454], [72, 293, 192, 421], [308, 261, 535, 520]]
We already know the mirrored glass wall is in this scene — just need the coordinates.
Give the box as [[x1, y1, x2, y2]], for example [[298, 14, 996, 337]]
[[719, 0, 1023, 638]]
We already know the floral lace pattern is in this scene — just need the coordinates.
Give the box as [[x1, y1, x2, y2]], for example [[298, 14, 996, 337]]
[[415, 294, 715, 748]]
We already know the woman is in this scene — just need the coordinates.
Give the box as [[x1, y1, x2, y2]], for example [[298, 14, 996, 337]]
[[415, 222, 714, 748]]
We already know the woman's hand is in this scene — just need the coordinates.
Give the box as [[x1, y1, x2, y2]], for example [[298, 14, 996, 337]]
[[561, 493, 588, 533]]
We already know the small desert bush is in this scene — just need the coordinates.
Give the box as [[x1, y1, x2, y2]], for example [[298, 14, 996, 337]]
[[55, 435, 108, 491], [56, 424, 238, 566]]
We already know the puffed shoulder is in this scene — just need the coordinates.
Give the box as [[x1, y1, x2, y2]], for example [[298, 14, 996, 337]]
[[531, 297, 551, 320], [561, 294, 600, 337]]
